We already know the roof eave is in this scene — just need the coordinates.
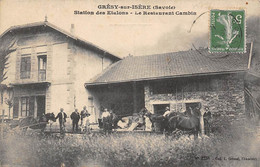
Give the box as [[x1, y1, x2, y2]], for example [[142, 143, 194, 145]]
[[85, 69, 247, 87], [0, 22, 121, 61]]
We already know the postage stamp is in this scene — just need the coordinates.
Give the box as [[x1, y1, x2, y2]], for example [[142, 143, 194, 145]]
[[209, 9, 246, 53]]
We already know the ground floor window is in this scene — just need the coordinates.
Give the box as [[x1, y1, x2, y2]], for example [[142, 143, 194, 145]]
[[21, 97, 30, 117], [13, 96, 45, 118], [185, 102, 201, 116], [153, 104, 170, 115]]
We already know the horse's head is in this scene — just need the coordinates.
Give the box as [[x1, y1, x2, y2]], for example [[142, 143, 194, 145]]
[[45, 113, 56, 122], [140, 108, 152, 117], [203, 111, 212, 121]]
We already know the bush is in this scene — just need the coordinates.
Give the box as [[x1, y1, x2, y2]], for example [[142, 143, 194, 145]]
[[0, 119, 259, 167]]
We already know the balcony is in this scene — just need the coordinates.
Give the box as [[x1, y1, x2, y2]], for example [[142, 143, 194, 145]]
[[38, 69, 46, 82], [13, 69, 49, 86]]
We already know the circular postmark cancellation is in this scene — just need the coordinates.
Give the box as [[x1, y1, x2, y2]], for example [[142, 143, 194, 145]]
[[209, 9, 246, 53]]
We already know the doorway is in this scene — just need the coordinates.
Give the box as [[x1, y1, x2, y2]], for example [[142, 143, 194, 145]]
[[36, 96, 45, 117], [185, 102, 201, 116]]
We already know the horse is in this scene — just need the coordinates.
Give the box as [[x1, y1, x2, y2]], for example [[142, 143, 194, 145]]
[[142, 108, 177, 133], [167, 108, 212, 139], [16, 113, 56, 132], [142, 107, 212, 137]]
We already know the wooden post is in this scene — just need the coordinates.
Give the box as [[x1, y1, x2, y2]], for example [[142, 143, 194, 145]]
[[133, 82, 137, 113], [200, 106, 205, 136]]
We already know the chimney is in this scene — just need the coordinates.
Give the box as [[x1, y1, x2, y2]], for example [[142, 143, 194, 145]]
[[44, 15, 48, 22], [70, 24, 75, 34]]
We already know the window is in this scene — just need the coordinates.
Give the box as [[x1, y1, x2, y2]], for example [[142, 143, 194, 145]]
[[151, 81, 176, 94], [38, 55, 47, 81], [153, 104, 170, 115], [185, 102, 201, 116], [0, 91, 3, 105], [20, 56, 31, 79], [218, 79, 228, 91], [21, 97, 29, 117]]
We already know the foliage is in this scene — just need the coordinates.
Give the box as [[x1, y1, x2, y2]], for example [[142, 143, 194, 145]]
[[0, 119, 259, 167], [0, 36, 16, 84]]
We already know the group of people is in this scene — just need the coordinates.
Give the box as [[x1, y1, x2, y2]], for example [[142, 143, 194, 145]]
[[55, 106, 91, 133], [54, 104, 211, 134]]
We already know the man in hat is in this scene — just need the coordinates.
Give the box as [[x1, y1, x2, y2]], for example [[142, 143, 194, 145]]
[[80, 106, 90, 125], [102, 108, 112, 133], [163, 106, 171, 118], [203, 106, 212, 135], [55, 108, 67, 134], [70, 109, 80, 132]]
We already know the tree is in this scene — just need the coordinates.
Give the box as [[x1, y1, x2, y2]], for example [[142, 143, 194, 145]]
[[0, 36, 17, 84]]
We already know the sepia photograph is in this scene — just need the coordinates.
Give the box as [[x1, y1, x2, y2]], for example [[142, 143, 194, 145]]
[[0, 0, 260, 166]]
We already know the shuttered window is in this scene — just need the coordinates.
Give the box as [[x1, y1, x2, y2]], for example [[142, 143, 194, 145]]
[[13, 97, 19, 118], [38, 55, 47, 81], [0, 91, 3, 104], [21, 97, 29, 117], [20, 56, 31, 79], [29, 96, 35, 116]]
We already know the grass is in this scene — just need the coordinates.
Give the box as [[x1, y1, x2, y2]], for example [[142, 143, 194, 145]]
[[0, 118, 259, 167]]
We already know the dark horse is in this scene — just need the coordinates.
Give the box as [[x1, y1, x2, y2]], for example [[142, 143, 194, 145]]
[[167, 108, 212, 138], [15, 113, 56, 132], [142, 108, 177, 133], [143, 107, 211, 138]]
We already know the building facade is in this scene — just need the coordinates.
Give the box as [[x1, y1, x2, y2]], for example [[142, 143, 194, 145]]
[[0, 21, 120, 123]]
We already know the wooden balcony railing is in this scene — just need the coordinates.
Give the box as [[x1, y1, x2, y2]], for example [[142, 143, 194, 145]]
[[20, 71, 30, 79], [38, 70, 46, 81]]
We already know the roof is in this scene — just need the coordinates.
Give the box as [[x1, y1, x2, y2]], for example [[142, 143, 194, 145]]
[[0, 21, 121, 61], [247, 70, 260, 78], [86, 47, 250, 86]]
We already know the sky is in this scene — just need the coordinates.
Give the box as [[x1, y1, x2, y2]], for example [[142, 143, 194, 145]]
[[0, 0, 260, 58]]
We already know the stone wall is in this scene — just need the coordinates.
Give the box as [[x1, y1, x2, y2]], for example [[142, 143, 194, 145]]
[[144, 73, 245, 116]]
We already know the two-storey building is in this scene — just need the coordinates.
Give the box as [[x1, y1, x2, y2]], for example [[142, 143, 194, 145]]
[[0, 20, 120, 123]]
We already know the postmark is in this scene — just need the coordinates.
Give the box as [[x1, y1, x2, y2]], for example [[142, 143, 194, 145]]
[[209, 9, 246, 53]]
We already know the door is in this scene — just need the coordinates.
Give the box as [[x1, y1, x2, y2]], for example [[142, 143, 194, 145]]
[[185, 102, 201, 116], [36, 96, 45, 117], [13, 97, 19, 118]]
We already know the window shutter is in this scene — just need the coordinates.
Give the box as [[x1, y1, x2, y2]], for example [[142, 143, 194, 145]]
[[29, 96, 35, 116], [13, 97, 19, 118], [27, 57, 31, 72]]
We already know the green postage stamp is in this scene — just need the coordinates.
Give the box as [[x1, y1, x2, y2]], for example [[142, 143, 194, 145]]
[[210, 10, 245, 53]]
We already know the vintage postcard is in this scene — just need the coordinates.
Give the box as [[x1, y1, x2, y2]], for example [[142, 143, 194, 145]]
[[0, 0, 260, 167]]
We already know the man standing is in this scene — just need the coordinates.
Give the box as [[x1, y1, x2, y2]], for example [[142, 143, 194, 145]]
[[55, 108, 67, 134], [203, 106, 212, 136], [80, 106, 90, 126], [102, 108, 112, 134], [70, 109, 80, 132], [163, 106, 171, 117]]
